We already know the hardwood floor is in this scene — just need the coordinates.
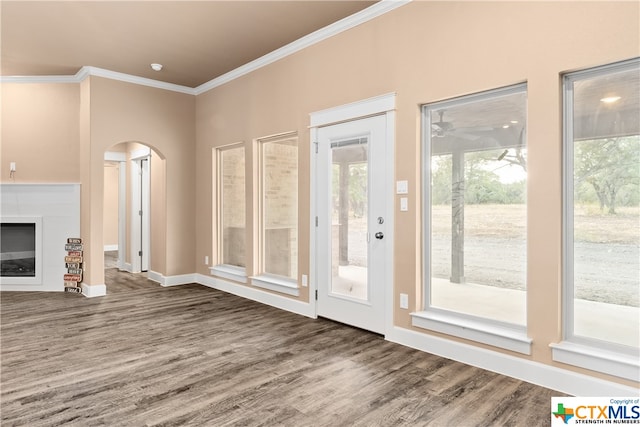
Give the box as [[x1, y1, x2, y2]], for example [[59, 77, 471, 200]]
[[1, 269, 564, 426]]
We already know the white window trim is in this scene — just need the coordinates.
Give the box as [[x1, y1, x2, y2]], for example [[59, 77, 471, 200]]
[[550, 341, 640, 382], [210, 264, 247, 284], [251, 274, 299, 297], [419, 83, 531, 354], [412, 310, 532, 355], [555, 58, 640, 379]]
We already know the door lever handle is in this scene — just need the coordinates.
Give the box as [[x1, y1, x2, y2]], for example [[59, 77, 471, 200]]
[[375, 232, 384, 240]]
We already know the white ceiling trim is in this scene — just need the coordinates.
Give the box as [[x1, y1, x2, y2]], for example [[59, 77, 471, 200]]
[[80, 66, 195, 95], [0, 0, 411, 96], [0, 74, 80, 84], [194, 0, 411, 95], [0, 66, 196, 94]]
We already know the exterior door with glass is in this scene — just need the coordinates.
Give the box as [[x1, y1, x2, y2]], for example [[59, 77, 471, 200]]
[[315, 115, 387, 334]]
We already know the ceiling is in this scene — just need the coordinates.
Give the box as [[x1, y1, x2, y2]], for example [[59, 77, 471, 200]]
[[1, 1, 377, 88]]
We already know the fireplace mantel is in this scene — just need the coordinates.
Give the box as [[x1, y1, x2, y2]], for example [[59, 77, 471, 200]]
[[0, 183, 80, 292]]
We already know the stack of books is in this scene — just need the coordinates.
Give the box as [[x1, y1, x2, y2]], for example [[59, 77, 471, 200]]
[[64, 238, 83, 294]]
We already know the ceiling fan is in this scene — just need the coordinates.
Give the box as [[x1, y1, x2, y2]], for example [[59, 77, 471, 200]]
[[431, 110, 493, 140], [431, 111, 454, 136]]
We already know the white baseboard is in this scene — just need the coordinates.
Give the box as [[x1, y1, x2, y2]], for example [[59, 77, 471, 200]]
[[73, 268, 636, 395], [195, 273, 316, 319], [103, 244, 118, 251], [386, 326, 638, 397], [81, 283, 106, 298], [148, 270, 197, 287], [122, 263, 133, 273]]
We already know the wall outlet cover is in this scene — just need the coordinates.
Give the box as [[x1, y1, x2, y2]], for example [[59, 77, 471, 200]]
[[400, 293, 409, 309]]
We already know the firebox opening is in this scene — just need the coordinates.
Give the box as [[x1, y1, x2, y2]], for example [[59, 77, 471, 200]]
[[1, 223, 37, 277]]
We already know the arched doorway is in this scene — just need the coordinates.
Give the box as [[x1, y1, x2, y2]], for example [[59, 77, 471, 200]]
[[104, 142, 166, 279]]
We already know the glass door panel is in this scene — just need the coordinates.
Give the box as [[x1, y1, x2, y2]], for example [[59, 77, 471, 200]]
[[330, 141, 368, 301]]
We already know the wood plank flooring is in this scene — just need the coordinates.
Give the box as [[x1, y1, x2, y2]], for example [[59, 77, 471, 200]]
[[1, 268, 564, 426]]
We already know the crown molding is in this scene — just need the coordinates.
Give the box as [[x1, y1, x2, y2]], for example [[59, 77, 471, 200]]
[[0, 74, 80, 84], [1, 0, 410, 96], [194, 0, 411, 95], [80, 66, 195, 95], [0, 66, 196, 95]]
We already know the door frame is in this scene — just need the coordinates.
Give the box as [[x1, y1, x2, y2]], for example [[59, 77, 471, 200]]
[[104, 151, 127, 271], [309, 93, 396, 337]]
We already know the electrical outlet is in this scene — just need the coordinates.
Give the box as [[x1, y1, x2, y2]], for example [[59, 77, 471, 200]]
[[204, 256, 209, 265], [400, 293, 409, 309], [10, 162, 16, 172], [301, 274, 308, 287]]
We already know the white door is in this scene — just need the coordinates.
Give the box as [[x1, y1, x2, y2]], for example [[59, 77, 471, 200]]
[[316, 115, 388, 334], [131, 155, 150, 273]]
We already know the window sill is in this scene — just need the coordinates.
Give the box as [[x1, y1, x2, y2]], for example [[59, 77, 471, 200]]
[[210, 265, 247, 284], [251, 274, 299, 297], [550, 341, 640, 381], [411, 310, 531, 355]]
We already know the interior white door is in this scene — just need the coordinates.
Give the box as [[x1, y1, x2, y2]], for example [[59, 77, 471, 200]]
[[316, 115, 387, 334], [131, 155, 151, 273]]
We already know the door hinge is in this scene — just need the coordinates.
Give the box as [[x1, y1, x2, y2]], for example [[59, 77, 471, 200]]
[[315, 216, 318, 227], [138, 250, 143, 256], [139, 210, 143, 216], [315, 289, 318, 300], [314, 141, 318, 154]]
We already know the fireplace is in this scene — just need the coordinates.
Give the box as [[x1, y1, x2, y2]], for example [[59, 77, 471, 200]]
[[1, 184, 80, 291], [0, 217, 42, 284]]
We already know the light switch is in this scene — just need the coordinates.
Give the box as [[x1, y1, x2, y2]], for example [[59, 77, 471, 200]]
[[400, 197, 408, 212], [396, 180, 408, 194], [302, 274, 308, 287]]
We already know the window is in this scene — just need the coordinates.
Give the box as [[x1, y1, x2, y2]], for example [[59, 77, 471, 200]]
[[214, 144, 246, 281], [553, 59, 639, 379], [413, 84, 530, 354], [251, 133, 299, 295]]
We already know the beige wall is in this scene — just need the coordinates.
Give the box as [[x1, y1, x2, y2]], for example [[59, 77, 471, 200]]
[[87, 77, 195, 279], [1, 76, 194, 283], [1, 83, 80, 183], [195, 1, 639, 387]]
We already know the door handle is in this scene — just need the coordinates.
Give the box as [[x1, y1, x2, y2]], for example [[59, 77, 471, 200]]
[[375, 232, 384, 240]]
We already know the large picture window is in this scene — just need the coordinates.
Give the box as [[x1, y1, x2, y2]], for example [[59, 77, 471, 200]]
[[216, 144, 246, 276], [414, 84, 529, 353], [557, 59, 639, 378], [251, 133, 299, 294], [260, 134, 298, 279]]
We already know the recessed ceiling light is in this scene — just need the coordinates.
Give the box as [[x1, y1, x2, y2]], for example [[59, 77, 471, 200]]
[[510, 120, 519, 124], [502, 125, 510, 129], [600, 96, 621, 103], [150, 63, 163, 72]]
